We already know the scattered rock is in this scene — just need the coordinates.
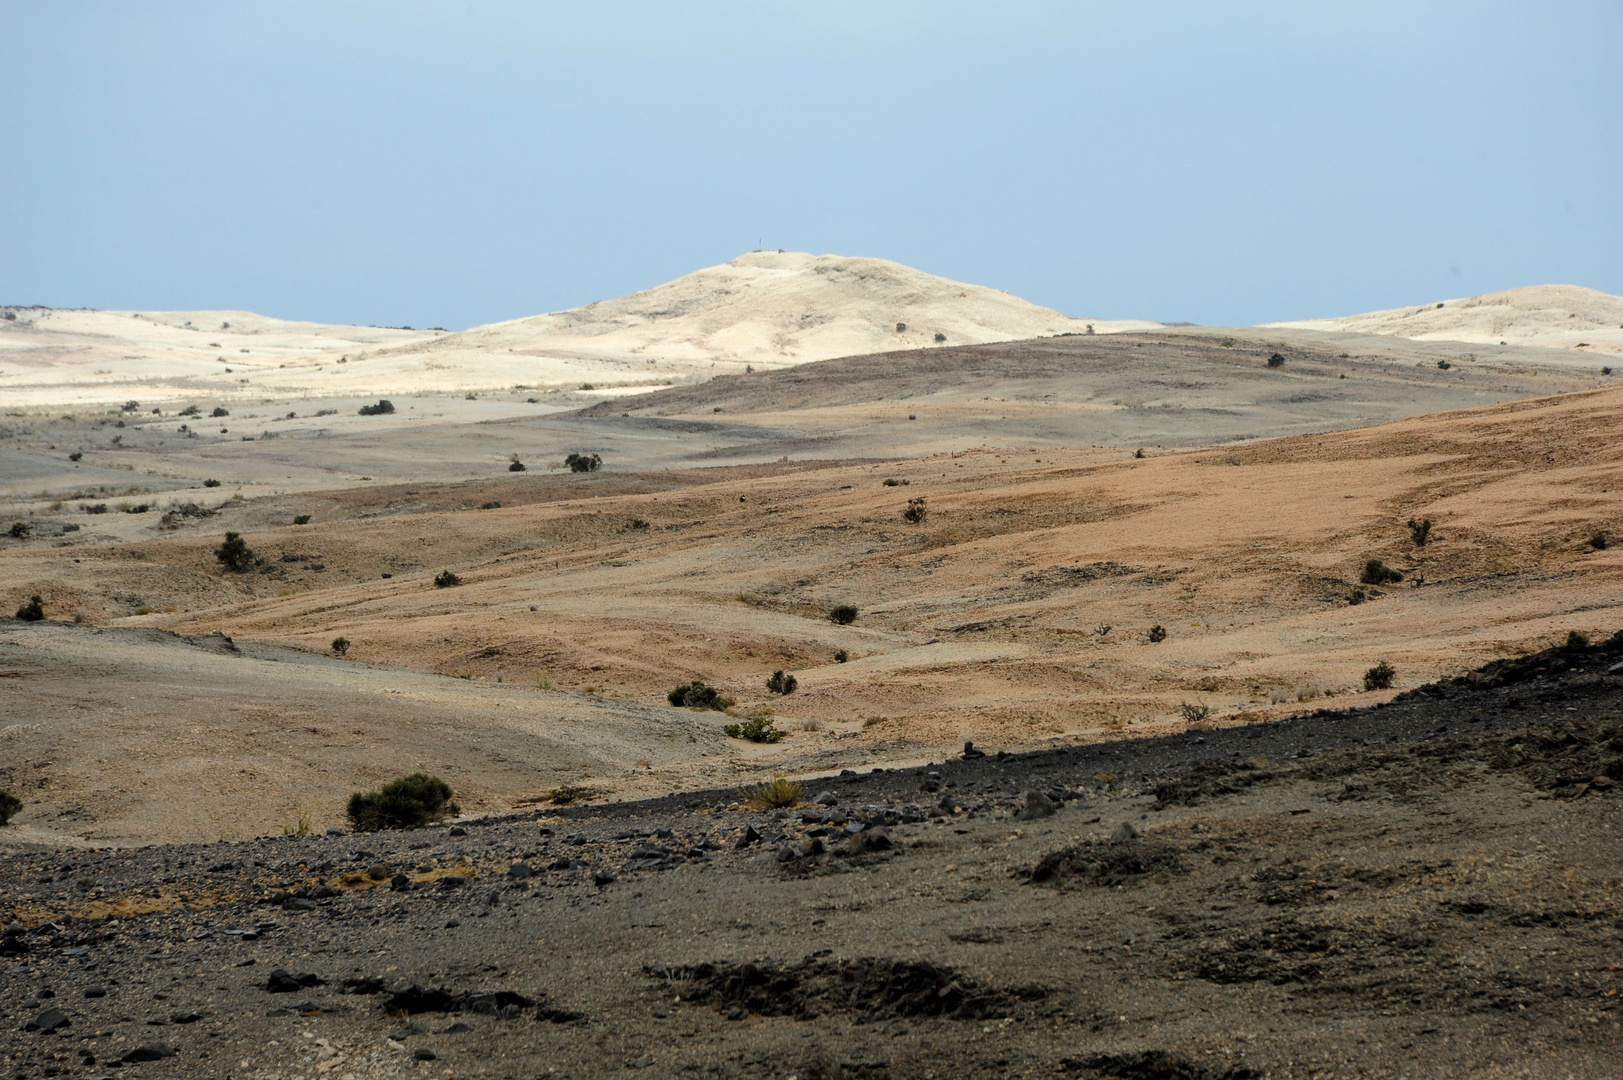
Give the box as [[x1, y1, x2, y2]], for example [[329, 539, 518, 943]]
[[593, 870, 617, 886], [266, 968, 323, 993], [84, 986, 106, 999], [812, 790, 838, 807], [121, 1044, 177, 1063], [962, 741, 986, 759], [735, 825, 762, 849], [367, 863, 392, 881], [169, 1011, 203, 1024], [1111, 821, 1140, 843], [507, 861, 533, 879], [26, 1008, 71, 1032], [1016, 790, 1058, 820]]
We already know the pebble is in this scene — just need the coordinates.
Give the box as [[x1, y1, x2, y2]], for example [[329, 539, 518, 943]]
[[508, 861, 533, 879], [84, 986, 107, 998], [812, 791, 838, 807], [27, 1008, 71, 1032], [593, 870, 617, 886], [735, 825, 762, 849]]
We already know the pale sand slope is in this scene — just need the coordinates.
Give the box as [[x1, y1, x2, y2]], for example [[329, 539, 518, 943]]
[[1266, 284, 1623, 356], [0, 252, 1157, 408]]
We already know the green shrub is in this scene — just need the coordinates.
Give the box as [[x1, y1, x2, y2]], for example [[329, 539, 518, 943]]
[[211, 406, 230, 417], [203, 478, 222, 487], [179, 404, 201, 417], [479, 501, 501, 510], [0, 790, 20, 825], [1565, 630, 1590, 650], [1591, 530, 1609, 550], [668, 681, 731, 710], [829, 605, 858, 625], [1180, 702, 1211, 724], [358, 399, 396, 416], [293, 514, 311, 525], [882, 478, 908, 487], [834, 649, 849, 663], [215, 531, 254, 571], [346, 773, 458, 830], [766, 670, 797, 695], [624, 518, 650, 530], [724, 716, 783, 743], [902, 497, 927, 524], [1407, 518, 1432, 546], [15, 595, 44, 622], [1348, 588, 1367, 605], [1147, 624, 1167, 643], [7, 521, 28, 538], [565, 452, 601, 473], [331, 636, 350, 656], [434, 570, 461, 588], [1266, 353, 1285, 368], [1363, 661, 1395, 691], [1360, 559, 1403, 585], [740, 778, 801, 808]]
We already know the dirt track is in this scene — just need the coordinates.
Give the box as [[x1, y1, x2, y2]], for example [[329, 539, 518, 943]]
[[3, 637, 1621, 1079]]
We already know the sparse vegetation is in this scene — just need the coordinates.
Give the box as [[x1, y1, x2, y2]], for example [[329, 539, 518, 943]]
[[68, 451, 82, 462], [1134, 448, 1145, 458], [902, 497, 927, 524], [1348, 588, 1367, 605], [434, 570, 462, 588], [179, 404, 201, 417], [8, 521, 29, 538], [1180, 702, 1211, 725], [357, 399, 396, 416], [282, 813, 312, 837], [829, 605, 858, 625], [15, 595, 45, 621], [834, 649, 849, 663], [548, 785, 589, 806], [479, 501, 501, 510], [346, 773, 458, 831], [0, 789, 20, 825], [741, 777, 801, 808], [293, 514, 311, 525], [1363, 661, 1395, 691], [1591, 530, 1608, 550], [724, 716, 783, 743], [1266, 353, 1286, 368], [1147, 624, 1167, 643], [1360, 558, 1404, 585], [565, 452, 601, 473], [211, 406, 230, 417], [766, 670, 798, 695], [331, 636, 350, 656], [508, 454, 526, 472], [882, 477, 909, 487], [1565, 630, 1590, 650], [1408, 518, 1433, 546], [203, 478, 222, 487], [215, 531, 254, 571], [668, 681, 731, 710], [1437, 360, 1451, 370], [624, 518, 650, 530], [934, 332, 946, 342]]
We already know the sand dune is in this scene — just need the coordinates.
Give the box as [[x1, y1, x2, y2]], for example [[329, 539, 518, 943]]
[[0, 252, 1156, 408], [1266, 283, 1623, 355]]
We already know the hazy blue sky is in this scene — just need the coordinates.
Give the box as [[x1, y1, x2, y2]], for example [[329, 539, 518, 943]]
[[2, 2, 1618, 329]]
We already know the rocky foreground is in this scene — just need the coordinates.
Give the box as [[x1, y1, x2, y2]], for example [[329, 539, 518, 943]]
[[4, 638, 1622, 1080]]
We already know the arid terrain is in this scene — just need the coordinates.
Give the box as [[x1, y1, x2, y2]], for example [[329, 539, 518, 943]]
[[3, 271, 1622, 1077]]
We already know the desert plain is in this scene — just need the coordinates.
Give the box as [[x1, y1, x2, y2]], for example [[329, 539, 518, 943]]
[[1, 255, 1621, 1079]]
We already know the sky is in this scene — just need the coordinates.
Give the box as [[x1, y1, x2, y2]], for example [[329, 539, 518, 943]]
[[1, 1, 1619, 329]]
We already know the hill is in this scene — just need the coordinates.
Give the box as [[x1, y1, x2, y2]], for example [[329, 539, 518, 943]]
[[1265, 283, 1623, 355]]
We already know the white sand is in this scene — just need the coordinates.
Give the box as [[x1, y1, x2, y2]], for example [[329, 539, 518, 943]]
[[0, 252, 1156, 409], [1265, 284, 1623, 356]]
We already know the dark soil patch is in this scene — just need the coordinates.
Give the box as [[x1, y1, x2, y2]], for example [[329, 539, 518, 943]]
[[649, 957, 1046, 1021], [1029, 838, 1186, 887]]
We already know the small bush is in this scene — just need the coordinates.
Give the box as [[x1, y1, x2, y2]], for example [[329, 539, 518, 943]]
[[624, 518, 650, 530], [1591, 530, 1608, 550], [82, 503, 107, 514], [121, 400, 140, 412], [1348, 588, 1367, 605], [668, 681, 731, 711], [1360, 558, 1403, 585], [1147, 624, 1167, 643], [882, 478, 908, 487], [1565, 630, 1590, 650], [211, 406, 230, 417], [479, 501, 501, 510], [834, 649, 849, 663], [346, 773, 457, 830], [293, 514, 311, 525], [902, 497, 927, 524], [179, 404, 201, 417], [68, 451, 82, 462], [1363, 661, 1395, 691], [0, 790, 20, 825], [358, 399, 396, 416], [829, 605, 858, 625], [565, 452, 601, 473], [724, 716, 783, 743], [1180, 702, 1210, 725], [15, 595, 45, 621], [203, 478, 222, 487], [1407, 518, 1432, 546], [434, 570, 462, 588], [934, 332, 946, 342], [1266, 353, 1285, 368], [549, 785, 588, 806], [1436, 360, 1451, 370], [741, 777, 801, 808], [766, 670, 798, 695], [215, 531, 254, 571], [331, 636, 350, 657], [8, 521, 29, 538]]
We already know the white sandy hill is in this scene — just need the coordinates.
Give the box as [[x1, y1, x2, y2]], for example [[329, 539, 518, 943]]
[[0, 252, 1155, 408], [374, 250, 1161, 382], [1265, 284, 1623, 356]]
